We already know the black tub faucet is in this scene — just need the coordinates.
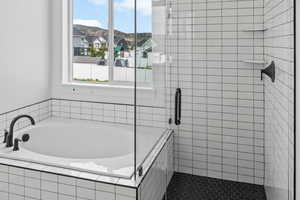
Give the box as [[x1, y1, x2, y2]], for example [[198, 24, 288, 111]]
[[6, 115, 35, 147]]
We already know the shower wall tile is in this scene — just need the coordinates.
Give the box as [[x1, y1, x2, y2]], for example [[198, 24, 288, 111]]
[[166, 0, 265, 184], [264, 0, 294, 199]]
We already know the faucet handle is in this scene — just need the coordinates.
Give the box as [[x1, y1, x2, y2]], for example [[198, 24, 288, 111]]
[[3, 130, 8, 143], [22, 134, 30, 142], [13, 138, 21, 151], [13, 134, 30, 151]]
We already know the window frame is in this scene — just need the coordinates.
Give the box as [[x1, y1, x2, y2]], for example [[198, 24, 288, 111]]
[[64, 0, 152, 88]]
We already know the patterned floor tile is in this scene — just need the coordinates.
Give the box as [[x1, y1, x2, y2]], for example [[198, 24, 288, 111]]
[[166, 173, 266, 200]]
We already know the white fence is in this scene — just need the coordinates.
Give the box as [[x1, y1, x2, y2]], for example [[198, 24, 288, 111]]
[[73, 63, 152, 82]]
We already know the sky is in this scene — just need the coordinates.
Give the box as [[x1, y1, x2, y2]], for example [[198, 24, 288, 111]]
[[73, 0, 152, 33]]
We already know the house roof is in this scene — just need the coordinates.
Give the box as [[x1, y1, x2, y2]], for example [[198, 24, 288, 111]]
[[73, 35, 89, 48], [73, 28, 85, 36], [138, 38, 152, 51], [86, 36, 100, 43], [114, 46, 124, 52], [86, 36, 107, 44]]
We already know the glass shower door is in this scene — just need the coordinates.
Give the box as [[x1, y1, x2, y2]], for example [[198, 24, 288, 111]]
[[134, 0, 169, 183]]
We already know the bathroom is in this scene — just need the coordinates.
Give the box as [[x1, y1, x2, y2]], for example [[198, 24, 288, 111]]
[[0, 0, 297, 200]]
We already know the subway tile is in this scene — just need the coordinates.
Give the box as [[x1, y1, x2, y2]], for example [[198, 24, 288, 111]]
[[96, 190, 115, 200], [25, 187, 40, 199], [25, 177, 40, 189], [42, 191, 57, 200], [76, 187, 95, 200], [41, 180, 57, 193], [58, 183, 75, 196]]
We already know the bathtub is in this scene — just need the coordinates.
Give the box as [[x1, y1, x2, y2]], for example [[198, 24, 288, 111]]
[[0, 118, 166, 179]]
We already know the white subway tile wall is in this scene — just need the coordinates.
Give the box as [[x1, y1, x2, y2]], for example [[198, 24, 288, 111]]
[[51, 99, 166, 129], [264, 0, 294, 199], [166, 0, 265, 184], [138, 135, 174, 200], [0, 165, 137, 200], [0, 98, 166, 140]]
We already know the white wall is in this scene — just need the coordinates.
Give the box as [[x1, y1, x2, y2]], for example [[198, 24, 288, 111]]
[[0, 0, 51, 113]]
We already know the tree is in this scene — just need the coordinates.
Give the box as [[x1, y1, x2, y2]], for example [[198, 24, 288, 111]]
[[89, 47, 107, 58]]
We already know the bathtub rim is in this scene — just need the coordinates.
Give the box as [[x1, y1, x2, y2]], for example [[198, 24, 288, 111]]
[[0, 128, 173, 189]]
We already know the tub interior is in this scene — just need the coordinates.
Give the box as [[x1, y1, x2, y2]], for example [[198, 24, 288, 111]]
[[22, 122, 134, 159], [0, 118, 166, 179]]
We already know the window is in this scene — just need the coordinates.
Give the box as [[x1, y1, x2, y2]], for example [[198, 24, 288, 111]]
[[71, 0, 152, 85]]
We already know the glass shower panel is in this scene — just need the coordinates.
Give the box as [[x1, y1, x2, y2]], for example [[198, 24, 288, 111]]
[[70, 0, 136, 179], [113, 0, 135, 82], [134, 0, 168, 179]]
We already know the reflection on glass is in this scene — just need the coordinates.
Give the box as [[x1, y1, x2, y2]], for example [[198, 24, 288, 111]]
[[114, 0, 152, 83]]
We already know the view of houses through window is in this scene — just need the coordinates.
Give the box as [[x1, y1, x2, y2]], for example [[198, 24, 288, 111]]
[[72, 0, 152, 84]]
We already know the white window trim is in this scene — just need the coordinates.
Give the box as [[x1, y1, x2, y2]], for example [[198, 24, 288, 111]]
[[61, 0, 153, 88], [57, 0, 166, 107], [108, 0, 114, 81]]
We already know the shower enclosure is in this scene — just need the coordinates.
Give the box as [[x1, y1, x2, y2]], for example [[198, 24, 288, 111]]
[[116, 0, 295, 198]]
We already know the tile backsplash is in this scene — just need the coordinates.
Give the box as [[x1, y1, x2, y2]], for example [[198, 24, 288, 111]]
[[51, 99, 167, 129], [0, 100, 51, 139]]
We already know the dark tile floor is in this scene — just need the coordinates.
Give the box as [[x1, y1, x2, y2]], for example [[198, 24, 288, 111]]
[[166, 172, 266, 200]]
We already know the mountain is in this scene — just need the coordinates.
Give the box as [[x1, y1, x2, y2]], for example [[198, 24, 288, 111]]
[[73, 24, 151, 46]]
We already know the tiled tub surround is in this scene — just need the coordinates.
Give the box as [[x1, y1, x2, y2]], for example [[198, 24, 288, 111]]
[[51, 99, 167, 129], [263, 0, 294, 199], [0, 118, 165, 179], [167, 0, 265, 185], [0, 116, 174, 200], [0, 134, 173, 200], [0, 98, 167, 135]]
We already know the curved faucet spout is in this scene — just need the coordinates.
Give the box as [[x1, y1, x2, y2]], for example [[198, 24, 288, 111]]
[[6, 115, 35, 147]]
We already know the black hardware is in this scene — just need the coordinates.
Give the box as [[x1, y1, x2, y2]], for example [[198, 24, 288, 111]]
[[13, 138, 21, 151], [3, 130, 8, 143], [175, 88, 182, 125], [6, 115, 35, 147], [137, 166, 143, 177], [22, 134, 30, 142], [168, 118, 172, 124], [261, 61, 275, 82], [13, 134, 30, 151]]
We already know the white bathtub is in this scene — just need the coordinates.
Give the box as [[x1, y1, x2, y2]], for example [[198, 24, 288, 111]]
[[0, 118, 165, 179]]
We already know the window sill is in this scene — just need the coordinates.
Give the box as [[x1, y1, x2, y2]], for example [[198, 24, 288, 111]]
[[61, 81, 153, 91]]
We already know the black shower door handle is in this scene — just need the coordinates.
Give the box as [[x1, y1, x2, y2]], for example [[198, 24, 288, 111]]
[[175, 88, 181, 125]]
